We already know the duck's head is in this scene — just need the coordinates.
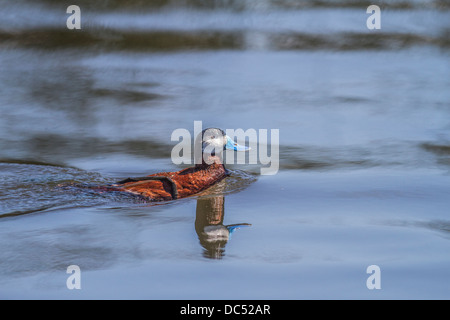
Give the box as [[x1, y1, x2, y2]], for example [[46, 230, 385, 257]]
[[195, 128, 249, 165]]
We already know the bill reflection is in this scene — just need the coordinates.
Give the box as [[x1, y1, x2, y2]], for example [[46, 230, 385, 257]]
[[195, 195, 251, 259]]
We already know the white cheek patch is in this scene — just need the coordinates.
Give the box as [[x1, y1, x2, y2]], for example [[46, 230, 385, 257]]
[[203, 137, 224, 154]]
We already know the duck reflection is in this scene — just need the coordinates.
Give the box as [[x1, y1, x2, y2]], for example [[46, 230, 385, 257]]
[[195, 195, 251, 259]]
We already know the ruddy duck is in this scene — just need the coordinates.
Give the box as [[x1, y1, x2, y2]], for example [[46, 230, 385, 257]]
[[108, 128, 249, 201]]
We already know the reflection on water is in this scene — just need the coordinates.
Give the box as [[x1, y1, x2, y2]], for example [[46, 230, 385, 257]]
[[195, 195, 251, 259], [193, 171, 254, 259]]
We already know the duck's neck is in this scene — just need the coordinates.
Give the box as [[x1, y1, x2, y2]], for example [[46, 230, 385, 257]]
[[195, 155, 224, 169]]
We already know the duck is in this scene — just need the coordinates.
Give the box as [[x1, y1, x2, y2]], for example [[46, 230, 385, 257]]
[[106, 128, 249, 201]]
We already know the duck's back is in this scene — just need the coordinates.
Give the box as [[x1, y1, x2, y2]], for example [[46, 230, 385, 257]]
[[116, 163, 227, 201]]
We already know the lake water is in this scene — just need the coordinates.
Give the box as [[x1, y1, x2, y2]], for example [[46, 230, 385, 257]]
[[0, 0, 449, 299]]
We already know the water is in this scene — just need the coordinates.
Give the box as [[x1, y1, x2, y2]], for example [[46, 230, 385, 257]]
[[0, 0, 449, 299]]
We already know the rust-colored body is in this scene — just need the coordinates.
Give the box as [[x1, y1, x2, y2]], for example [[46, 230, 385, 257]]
[[113, 158, 227, 201]]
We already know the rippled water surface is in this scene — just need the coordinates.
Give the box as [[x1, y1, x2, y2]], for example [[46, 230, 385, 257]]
[[0, 0, 449, 299]]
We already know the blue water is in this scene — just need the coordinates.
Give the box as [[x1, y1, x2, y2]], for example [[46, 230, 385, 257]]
[[0, 0, 449, 299]]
